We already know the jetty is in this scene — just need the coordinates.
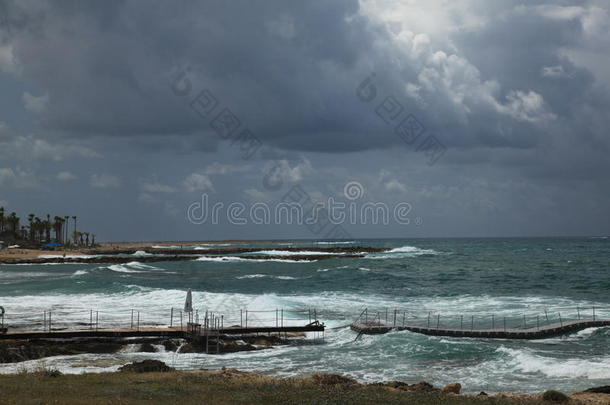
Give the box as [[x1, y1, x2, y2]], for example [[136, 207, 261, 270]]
[[0, 307, 325, 353], [351, 307, 610, 340]]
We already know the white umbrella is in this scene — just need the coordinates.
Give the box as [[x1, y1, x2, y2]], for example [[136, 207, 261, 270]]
[[184, 289, 193, 313]]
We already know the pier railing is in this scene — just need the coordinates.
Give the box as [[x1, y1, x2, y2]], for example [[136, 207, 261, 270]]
[[0, 307, 321, 334], [354, 306, 610, 332]]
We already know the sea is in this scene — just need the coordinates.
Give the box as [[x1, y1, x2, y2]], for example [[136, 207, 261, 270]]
[[0, 237, 609, 394]]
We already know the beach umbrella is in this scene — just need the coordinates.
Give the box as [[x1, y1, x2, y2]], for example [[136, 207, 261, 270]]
[[184, 289, 193, 313]]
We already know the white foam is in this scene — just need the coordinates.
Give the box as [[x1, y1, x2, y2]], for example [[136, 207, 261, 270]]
[[498, 347, 610, 379], [365, 245, 440, 259], [315, 241, 354, 245], [250, 250, 337, 256], [236, 274, 298, 280], [132, 250, 152, 257], [195, 256, 315, 263]]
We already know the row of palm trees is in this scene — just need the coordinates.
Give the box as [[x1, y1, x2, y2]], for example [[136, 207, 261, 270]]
[[0, 207, 96, 247]]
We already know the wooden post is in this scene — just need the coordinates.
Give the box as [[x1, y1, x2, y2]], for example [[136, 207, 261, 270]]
[[503, 317, 506, 332], [593, 306, 596, 321], [131, 309, 134, 329], [393, 309, 397, 327], [314, 309, 317, 322], [544, 308, 549, 322], [49, 311, 52, 332], [245, 310, 248, 328], [460, 315, 463, 330], [471, 315, 474, 331], [281, 309, 283, 328], [402, 311, 406, 327], [95, 311, 99, 332], [137, 311, 140, 331], [43, 311, 46, 331], [240, 309, 243, 327], [436, 314, 440, 329], [427, 312, 431, 328], [558, 312, 562, 327], [180, 311, 183, 331], [523, 314, 526, 329], [492, 314, 495, 330], [170, 308, 174, 327], [537, 315, 540, 330], [276, 309, 278, 327], [90, 310, 93, 330]]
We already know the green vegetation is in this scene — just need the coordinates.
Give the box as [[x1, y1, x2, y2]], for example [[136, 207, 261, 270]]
[[0, 369, 568, 405], [542, 390, 569, 402], [0, 206, 95, 247]]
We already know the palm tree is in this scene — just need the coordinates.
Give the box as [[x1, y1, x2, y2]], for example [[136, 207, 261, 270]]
[[84, 232, 90, 246], [53, 216, 63, 243], [8, 212, 19, 237], [91, 234, 96, 247], [64, 216, 69, 245], [0, 206, 4, 234], [45, 214, 51, 242], [72, 216, 77, 244], [28, 214, 35, 241]]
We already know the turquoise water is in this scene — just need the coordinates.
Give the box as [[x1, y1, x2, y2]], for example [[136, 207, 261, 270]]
[[1, 237, 609, 393]]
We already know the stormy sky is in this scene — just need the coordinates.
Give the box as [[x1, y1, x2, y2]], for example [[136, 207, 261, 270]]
[[0, 0, 609, 241]]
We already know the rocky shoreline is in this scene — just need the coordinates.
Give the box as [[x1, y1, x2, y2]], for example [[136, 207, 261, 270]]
[[0, 245, 386, 265], [0, 334, 300, 364]]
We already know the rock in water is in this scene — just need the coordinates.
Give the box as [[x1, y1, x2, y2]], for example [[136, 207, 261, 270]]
[[119, 360, 174, 373], [442, 383, 461, 394], [583, 386, 610, 394], [139, 343, 157, 353]]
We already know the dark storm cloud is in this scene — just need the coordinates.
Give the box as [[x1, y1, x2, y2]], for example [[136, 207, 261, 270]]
[[1, 0, 609, 240], [6, 0, 607, 156]]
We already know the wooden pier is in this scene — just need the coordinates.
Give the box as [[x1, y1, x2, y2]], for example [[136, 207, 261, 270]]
[[351, 307, 610, 340], [0, 307, 325, 353]]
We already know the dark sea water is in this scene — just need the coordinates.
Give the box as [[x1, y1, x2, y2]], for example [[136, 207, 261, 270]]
[[1, 237, 609, 393]]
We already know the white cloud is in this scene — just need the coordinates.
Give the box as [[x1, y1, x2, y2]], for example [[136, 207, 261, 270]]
[[183, 173, 214, 192], [90, 174, 121, 188], [22, 92, 49, 113], [244, 188, 271, 202], [203, 162, 250, 175], [541, 65, 570, 79], [0, 43, 18, 74], [378, 169, 407, 193], [0, 167, 37, 188], [500, 90, 556, 124], [384, 179, 407, 193], [0, 125, 99, 162], [57, 171, 77, 181], [264, 158, 313, 186]]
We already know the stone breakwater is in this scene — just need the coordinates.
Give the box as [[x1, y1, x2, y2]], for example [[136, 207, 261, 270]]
[[0, 246, 386, 265]]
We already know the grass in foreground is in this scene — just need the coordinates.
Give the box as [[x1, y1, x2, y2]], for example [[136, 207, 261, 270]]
[[0, 368, 585, 405]]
